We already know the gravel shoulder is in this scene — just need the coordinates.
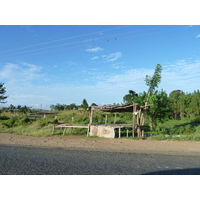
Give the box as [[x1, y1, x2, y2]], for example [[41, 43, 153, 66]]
[[1, 133, 200, 153]]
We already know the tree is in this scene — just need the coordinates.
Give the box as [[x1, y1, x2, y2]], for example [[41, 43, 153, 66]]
[[0, 83, 8, 104], [54, 103, 64, 111], [17, 105, 31, 115], [146, 90, 171, 130], [50, 104, 55, 111], [81, 99, 89, 110], [123, 90, 138, 105], [144, 64, 163, 130], [145, 64, 162, 96], [188, 90, 200, 118], [91, 103, 98, 107], [68, 103, 78, 110], [169, 90, 185, 119], [8, 104, 16, 114]]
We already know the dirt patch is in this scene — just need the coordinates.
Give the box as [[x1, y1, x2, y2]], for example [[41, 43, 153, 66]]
[[1, 133, 200, 153]]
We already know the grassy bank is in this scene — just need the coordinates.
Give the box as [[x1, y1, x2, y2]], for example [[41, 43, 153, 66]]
[[1, 110, 200, 141], [146, 118, 200, 141]]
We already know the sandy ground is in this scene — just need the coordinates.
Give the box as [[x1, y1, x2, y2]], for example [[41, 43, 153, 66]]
[[1, 132, 200, 153]]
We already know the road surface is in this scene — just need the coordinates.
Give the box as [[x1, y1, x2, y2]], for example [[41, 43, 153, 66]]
[[0, 144, 200, 175]]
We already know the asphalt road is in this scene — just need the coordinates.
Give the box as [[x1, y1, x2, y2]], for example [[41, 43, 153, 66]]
[[0, 144, 200, 175]]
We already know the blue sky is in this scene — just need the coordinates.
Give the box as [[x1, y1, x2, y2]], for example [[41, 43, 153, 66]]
[[1, 25, 200, 109]]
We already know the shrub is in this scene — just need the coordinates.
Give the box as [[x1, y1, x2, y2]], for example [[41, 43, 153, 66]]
[[3, 118, 15, 128], [195, 125, 200, 133], [185, 124, 195, 134], [52, 118, 58, 124]]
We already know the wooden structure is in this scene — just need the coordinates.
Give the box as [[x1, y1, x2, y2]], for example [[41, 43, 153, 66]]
[[52, 103, 149, 138], [52, 123, 89, 135], [88, 103, 149, 138]]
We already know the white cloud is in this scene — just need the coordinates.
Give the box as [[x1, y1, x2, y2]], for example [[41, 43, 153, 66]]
[[0, 62, 42, 84], [65, 61, 78, 66], [2, 59, 200, 109], [196, 34, 200, 38], [161, 59, 200, 93], [0, 62, 45, 107], [103, 52, 122, 62], [86, 47, 103, 52], [91, 56, 99, 60], [111, 62, 125, 69]]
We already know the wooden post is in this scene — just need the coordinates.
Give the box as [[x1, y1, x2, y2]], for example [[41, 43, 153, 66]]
[[126, 129, 129, 137], [87, 124, 90, 137], [105, 113, 108, 124], [63, 127, 67, 135], [87, 109, 94, 137], [89, 109, 94, 125], [52, 125, 55, 135], [60, 127, 63, 133], [137, 110, 141, 137], [132, 104, 136, 137], [119, 128, 121, 138], [72, 113, 74, 123], [114, 113, 117, 124], [141, 112, 145, 137]]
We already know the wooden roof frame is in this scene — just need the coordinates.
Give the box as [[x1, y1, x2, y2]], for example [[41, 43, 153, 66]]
[[92, 103, 144, 113]]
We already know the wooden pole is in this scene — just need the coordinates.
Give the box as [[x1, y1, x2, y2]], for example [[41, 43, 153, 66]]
[[89, 109, 94, 125], [137, 111, 141, 137], [105, 113, 108, 124], [126, 129, 129, 137], [87, 109, 94, 137], [141, 112, 145, 137], [114, 113, 117, 124], [63, 127, 67, 135], [132, 104, 136, 137], [119, 128, 121, 138], [72, 113, 74, 123], [52, 125, 55, 135]]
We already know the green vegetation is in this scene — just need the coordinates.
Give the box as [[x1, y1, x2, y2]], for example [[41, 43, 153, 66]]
[[0, 83, 8, 104], [1, 64, 200, 141], [0, 108, 92, 136]]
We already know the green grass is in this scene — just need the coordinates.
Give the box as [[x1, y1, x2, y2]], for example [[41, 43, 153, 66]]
[[2, 111, 200, 141], [146, 117, 200, 141]]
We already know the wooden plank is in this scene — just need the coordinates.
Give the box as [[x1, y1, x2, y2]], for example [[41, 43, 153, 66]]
[[55, 125, 88, 128]]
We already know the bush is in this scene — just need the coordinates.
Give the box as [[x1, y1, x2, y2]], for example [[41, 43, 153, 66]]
[[3, 118, 15, 128], [185, 124, 195, 134], [0, 115, 10, 120], [52, 118, 58, 124]]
